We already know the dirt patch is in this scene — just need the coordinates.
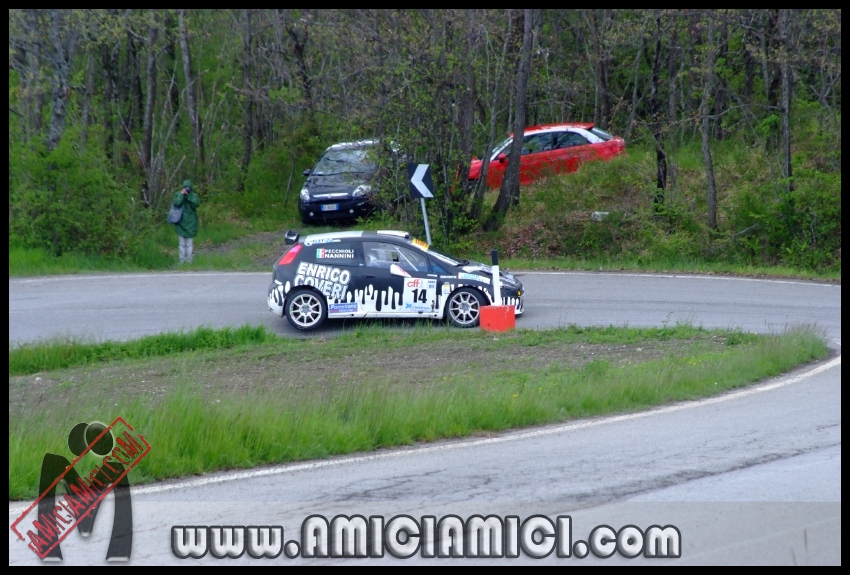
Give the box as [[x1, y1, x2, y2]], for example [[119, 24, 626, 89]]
[[9, 336, 728, 416], [195, 231, 291, 267]]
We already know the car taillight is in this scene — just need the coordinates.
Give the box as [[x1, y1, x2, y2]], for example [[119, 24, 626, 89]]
[[278, 243, 302, 266]]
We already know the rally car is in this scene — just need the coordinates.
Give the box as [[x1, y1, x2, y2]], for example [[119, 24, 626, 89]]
[[268, 230, 524, 331]]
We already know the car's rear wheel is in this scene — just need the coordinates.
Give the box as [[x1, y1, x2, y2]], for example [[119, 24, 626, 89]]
[[445, 287, 484, 328], [285, 288, 327, 331]]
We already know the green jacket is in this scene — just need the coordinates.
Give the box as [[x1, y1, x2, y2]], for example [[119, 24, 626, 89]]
[[172, 189, 200, 238]]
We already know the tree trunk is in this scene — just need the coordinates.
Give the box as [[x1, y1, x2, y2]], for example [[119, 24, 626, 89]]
[[141, 22, 158, 207], [470, 11, 513, 222], [455, 9, 477, 195], [102, 25, 119, 161], [46, 10, 76, 151], [164, 12, 181, 129], [626, 35, 644, 141], [779, 9, 793, 193], [178, 9, 205, 169], [742, 13, 755, 105], [238, 9, 254, 193], [700, 15, 718, 230], [713, 21, 728, 141], [284, 11, 314, 122], [80, 51, 95, 148], [586, 10, 610, 130], [484, 9, 533, 232], [667, 18, 679, 129], [649, 11, 667, 203]]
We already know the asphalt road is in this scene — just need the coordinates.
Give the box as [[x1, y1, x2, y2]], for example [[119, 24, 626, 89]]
[[8, 271, 842, 345], [8, 271, 842, 565]]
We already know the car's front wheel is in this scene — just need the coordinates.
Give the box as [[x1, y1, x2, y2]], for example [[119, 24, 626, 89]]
[[285, 288, 327, 331], [445, 287, 484, 328]]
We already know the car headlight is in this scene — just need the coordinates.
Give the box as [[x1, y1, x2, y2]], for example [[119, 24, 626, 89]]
[[300, 187, 310, 201], [352, 184, 372, 198]]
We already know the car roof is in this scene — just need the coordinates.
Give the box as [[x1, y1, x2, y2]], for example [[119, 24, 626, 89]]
[[301, 230, 418, 247], [325, 139, 380, 151], [526, 122, 595, 133], [500, 123, 597, 139]]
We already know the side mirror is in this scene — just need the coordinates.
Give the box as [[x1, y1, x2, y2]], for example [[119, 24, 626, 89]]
[[497, 153, 507, 164], [284, 230, 300, 245], [302, 169, 311, 177]]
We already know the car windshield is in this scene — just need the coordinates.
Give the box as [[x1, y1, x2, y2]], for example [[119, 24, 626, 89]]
[[489, 136, 513, 161], [312, 148, 377, 176], [428, 248, 462, 267]]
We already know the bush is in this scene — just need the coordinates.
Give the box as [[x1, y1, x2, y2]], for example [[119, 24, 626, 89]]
[[9, 133, 134, 257]]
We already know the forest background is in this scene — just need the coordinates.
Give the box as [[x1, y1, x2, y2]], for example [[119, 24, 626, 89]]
[[7, 9, 841, 275]]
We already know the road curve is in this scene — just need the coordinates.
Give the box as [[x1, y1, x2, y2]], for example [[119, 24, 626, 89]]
[[8, 271, 841, 345], [8, 272, 841, 564]]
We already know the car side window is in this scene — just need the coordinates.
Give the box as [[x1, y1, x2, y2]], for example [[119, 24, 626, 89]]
[[363, 242, 429, 273], [521, 133, 555, 155], [429, 258, 449, 275], [555, 131, 590, 149]]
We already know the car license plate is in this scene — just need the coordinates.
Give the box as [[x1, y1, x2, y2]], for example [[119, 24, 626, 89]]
[[320, 204, 338, 212]]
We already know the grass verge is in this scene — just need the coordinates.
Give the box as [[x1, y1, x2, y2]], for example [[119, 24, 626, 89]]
[[9, 325, 277, 376], [9, 323, 829, 500]]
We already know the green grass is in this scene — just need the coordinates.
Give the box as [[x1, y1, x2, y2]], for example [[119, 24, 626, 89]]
[[9, 325, 277, 376], [495, 256, 842, 282], [9, 323, 829, 500]]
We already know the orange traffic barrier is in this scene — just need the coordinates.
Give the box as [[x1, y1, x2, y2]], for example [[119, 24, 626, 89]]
[[480, 305, 515, 332]]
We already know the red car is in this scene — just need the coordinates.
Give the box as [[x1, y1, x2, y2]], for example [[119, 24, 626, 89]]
[[469, 123, 625, 189]]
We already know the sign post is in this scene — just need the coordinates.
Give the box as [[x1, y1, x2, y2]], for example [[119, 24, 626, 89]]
[[407, 163, 434, 245]]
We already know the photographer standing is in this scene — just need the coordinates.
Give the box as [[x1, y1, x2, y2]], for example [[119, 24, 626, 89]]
[[172, 179, 200, 264]]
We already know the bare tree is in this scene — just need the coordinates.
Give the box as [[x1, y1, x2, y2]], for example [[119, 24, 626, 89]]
[[469, 12, 513, 222], [649, 10, 667, 204], [484, 9, 533, 232], [141, 20, 159, 206], [45, 10, 78, 151], [778, 8, 793, 193], [178, 9, 204, 168], [699, 13, 719, 230], [238, 9, 254, 192]]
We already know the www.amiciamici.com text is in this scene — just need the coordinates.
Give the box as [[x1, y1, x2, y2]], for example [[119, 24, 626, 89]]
[[172, 514, 681, 560]]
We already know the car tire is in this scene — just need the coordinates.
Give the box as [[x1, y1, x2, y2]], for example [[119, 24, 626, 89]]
[[445, 287, 485, 328], [285, 288, 327, 331]]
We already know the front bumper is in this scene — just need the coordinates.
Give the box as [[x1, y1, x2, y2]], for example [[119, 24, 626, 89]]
[[299, 197, 374, 221]]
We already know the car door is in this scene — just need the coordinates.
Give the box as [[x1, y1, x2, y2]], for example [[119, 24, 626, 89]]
[[554, 130, 593, 172], [486, 152, 508, 189], [358, 241, 438, 317], [519, 132, 558, 184], [296, 240, 364, 317], [486, 132, 557, 187]]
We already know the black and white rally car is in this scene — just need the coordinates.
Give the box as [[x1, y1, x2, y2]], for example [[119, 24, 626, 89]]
[[268, 230, 524, 331]]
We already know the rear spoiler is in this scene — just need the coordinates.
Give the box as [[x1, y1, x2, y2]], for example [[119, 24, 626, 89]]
[[284, 230, 300, 245]]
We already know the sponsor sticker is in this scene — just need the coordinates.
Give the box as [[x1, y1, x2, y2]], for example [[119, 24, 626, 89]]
[[441, 283, 451, 295], [294, 262, 352, 300], [329, 302, 358, 314], [411, 238, 429, 250], [316, 248, 355, 259], [305, 237, 340, 246], [458, 272, 491, 285], [390, 264, 411, 277]]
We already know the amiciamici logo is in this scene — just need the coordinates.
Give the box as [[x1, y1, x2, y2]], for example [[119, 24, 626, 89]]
[[10, 417, 150, 561]]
